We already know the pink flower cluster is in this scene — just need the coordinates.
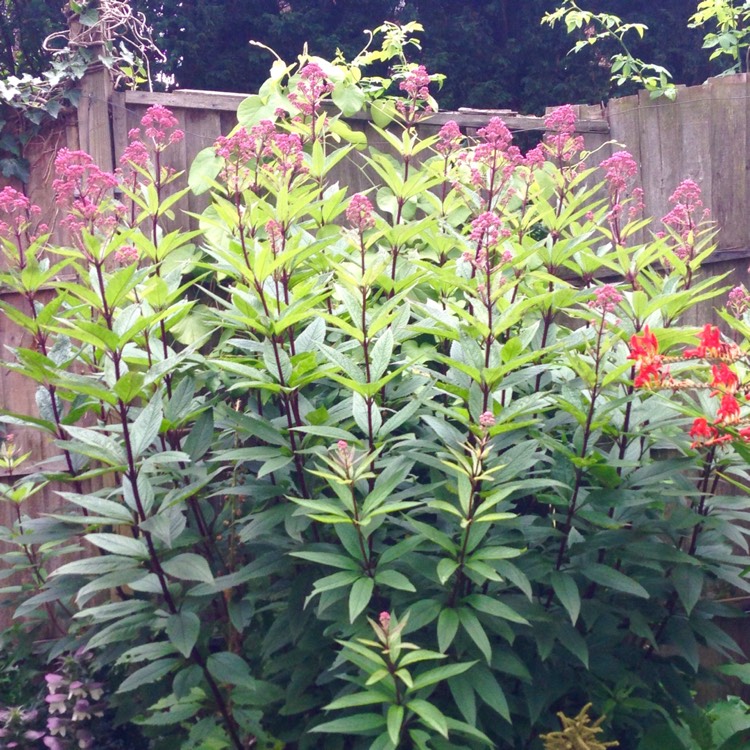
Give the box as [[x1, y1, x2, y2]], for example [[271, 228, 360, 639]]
[[288, 63, 334, 116], [589, 284, 623, 313], [662, 179, 708, 233], [53, 149, 121, 238], [346, 193, 376, 232], [543, 105, 584, 163], [139, 104, 184, 150], [469, 211, 504, 248], [266, 219, 284, 255], [436, 120, 462, 156], [396, 65, 435, 122], [399, 65, 431, 101], [727, 285, 750, 318], [41, 669, 104, 749], [114, 244, 139, 266], [600, 151, 637, 194], [479, 410, 496, 429], [0, 186, 45, 247], [214, 120, 309, 192]]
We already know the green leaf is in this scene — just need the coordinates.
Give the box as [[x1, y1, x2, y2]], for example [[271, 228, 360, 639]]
[[162, 554, 214, 584], [407, 699, 448, 738], [458, 608, 492, 663], [117, 658, 179, 693], [672, 566, 703, 616], [311, 714, 385, 734], [325, 691, 391, 710], [84, 533, 148, 559], [166, 611, 200, 658], [289, 550, 361, 570], [375, 569, 416, 592], [549, 571, 581, 625], [464, 594, 529, 625], [183, 410, 214, 461], [412, 661, 476, 690], [131, 396, 163, 458], [581, 563, 650, 599], [437, 608, 459, 653], [472, 666, 511, 722], [387, 704, 404, 746], [206, 652, 253, 686], [331, 83, 366, 117], [437, 558, 459, 585], [349, 576, 375, 623]]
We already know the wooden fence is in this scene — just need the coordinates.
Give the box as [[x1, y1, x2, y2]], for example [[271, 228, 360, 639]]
[[3, 68, 750, 640]]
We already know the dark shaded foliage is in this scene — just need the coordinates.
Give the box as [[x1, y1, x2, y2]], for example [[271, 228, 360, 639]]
[[131, 0, 717, 112]]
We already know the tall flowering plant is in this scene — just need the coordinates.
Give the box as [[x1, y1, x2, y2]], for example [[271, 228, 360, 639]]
[[0, 26, 748, 750]]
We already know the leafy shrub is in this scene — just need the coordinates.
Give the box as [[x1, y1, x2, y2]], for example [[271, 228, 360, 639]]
[[1, 24, 749, 750]]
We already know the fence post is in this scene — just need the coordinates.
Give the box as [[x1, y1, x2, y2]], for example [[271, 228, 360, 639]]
[[71, 10, 115, 172]]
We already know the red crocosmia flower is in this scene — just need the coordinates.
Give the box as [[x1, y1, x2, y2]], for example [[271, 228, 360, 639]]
[[710, 363, 739, 392], [629, 326, 664, 387], [633, 362, 664, 388], [628, 326, 658, 362], [685, 324, 723, 358], [689, 417, 716, 441], [738, 427, 750, 441], [716, 393, 741, 424]]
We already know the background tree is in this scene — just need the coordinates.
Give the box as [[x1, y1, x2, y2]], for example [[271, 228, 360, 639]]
[[131, 0, 715, 112]]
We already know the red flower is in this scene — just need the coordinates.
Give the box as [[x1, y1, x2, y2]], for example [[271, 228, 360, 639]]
[[689, 417, 717, 441], [633, 361, 664, 388], [684, 323, 737, 358], [629, 326, 664, 388], [710, 363, 739, 392], [628, 326, 658, 362], [716, 393, 741, 424]]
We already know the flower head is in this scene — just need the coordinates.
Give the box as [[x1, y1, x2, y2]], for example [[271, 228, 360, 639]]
[[544, 105, 584, 162], [288, 63, 334, 116], [346, 193, 376, 232], [479, 411, 496, 429], [629, 326, 664, 388], [139, 105, 184, 149], [435, 120, 462, 156], [727, 285, 750, 318], [589, 284, 623, 313]]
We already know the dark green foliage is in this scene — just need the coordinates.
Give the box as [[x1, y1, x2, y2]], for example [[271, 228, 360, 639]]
[[132, 0, 715, 112]]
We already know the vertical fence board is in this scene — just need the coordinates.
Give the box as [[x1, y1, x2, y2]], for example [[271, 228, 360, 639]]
[[711, 75, 747, 251]]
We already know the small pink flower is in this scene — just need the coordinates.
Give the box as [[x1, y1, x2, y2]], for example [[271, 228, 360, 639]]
[[399, 65, 431, 100], [600, 151, 638, 194], [346, 194, 376, 232], [46, 693, 68, 714], [114, 244, 139, 265], [727, 285, 750, 317], [140, 104, 184, 149], [436, 120, 462, 156], [589, 284, 623, 313], [379, 611, 391, 630], [470, 211, 502, 248], [288, 62, 334, 116], [479, 411, 496, 428], [266, 219, 284, 255]]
